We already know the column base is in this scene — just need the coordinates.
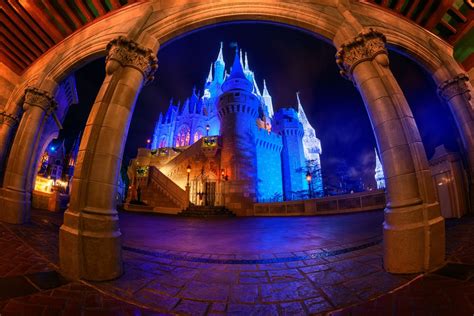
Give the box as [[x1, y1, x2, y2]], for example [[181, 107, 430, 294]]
[[0, 187, 31, 224], [59, 208, 123, 281], [383, 202, 445, 273]]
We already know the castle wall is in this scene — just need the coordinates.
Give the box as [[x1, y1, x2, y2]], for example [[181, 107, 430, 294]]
[[255, 128, 283, 201]]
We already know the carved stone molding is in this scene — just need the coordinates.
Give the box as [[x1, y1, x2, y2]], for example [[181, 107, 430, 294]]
[[0, 111, 20, 127], [106, 36, 158, 83], [336, 28, 388, 80], [24, 87, 57, 114], [438, 73, 471, 101]]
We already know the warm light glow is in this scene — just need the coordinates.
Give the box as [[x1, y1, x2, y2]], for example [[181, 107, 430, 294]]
[[147, 139, 151, 144], [34, 176, 54, 193], [186, 165, 191, 173], [306, 172, 312, 182]]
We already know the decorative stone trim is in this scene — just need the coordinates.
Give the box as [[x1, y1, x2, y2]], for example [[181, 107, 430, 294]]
[[106, 36, 158, 83], [336, 28, 387, 80], [24, 87, 57, 114], [0, 111, 20, 127], [437, 73, 471, 101]]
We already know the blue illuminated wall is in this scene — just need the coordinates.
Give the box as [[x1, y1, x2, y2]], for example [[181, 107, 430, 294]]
[[255, 129, 283, 201]]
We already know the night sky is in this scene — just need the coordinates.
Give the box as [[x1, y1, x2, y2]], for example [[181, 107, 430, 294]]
[[62, 22, 461, 189]]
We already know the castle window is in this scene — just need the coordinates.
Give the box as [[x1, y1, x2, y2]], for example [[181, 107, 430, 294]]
[[235, 92, 240, 96], [193, 130, 203, 143], [175, 125, 190, 147]]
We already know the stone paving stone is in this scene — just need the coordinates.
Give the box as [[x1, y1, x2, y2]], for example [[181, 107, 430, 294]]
[[100, 268, 156, 294], [211, 302, 227, 313], [133, 288, 180, 311], [321, 284, 362, 307], [195, 269, 239, 284], [143, 279, 183, 296], [230, 284, 259, 303], [227, 303, 279, 315], [299, 264, 330, 274], [280, 301, 306, 315], [257, 262, 288, 270], [239, 271, 269, 284], [306, 270, 346, 286], [173, 299, 209, 315], [285, 260, 307, 268], [179, 280, 229, 301], [260, 280, 320, 302], [304, 296, 333, 314], [268, 268, 305, 283]]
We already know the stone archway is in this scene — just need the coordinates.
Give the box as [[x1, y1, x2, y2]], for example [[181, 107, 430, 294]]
[[0, 0, 472, 281]]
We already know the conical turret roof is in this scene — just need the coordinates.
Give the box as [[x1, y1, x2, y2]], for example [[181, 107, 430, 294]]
[[221, 48, 253, 92]]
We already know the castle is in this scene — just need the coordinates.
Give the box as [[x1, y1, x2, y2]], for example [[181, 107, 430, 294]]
[[129, 43, 323, 215]]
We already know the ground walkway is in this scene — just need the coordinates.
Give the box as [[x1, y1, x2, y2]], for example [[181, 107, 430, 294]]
[[0, 209, 472, 315]]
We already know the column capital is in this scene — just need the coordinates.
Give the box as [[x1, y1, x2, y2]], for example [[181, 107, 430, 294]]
[[106, 36, 158, 84], [335, 28, 388, 80], [437, 73, 471, 101], [0, 111, 20, 127], [24, 87, 57, 114]]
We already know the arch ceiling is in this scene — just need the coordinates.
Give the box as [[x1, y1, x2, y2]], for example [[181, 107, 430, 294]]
[[1, 0, 472, 76]]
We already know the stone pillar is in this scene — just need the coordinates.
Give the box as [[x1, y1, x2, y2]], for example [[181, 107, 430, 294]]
[[336, 28, 445, 273], [59, 36, 158, 281], [0, 111, 20, 183], [0, 88, 57, 223], [437, 74, 474, 211]]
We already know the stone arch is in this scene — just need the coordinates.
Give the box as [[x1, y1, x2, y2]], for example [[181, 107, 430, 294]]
[[2, 0, 471, 281]]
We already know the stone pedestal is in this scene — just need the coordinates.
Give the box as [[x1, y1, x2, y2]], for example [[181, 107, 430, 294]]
[[437, 74, 474, 212], [336, 28, 445, 273], [0, 88, 57, 224], [59, 36, 158, 281]]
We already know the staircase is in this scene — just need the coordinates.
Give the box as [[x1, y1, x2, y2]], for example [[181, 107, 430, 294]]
[[179, 205, 236, 218], [141, 166, 189, 211]]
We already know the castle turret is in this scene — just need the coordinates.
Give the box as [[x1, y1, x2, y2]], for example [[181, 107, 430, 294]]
[[214, 42, 225, 84], [218, 48, 260, 215], [273, 108, 307, 200]]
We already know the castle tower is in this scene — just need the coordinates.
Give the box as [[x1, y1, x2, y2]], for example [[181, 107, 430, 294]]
[[273, 108, 307, 200], [262, 80, 274, 118], [218, 48, 260, 215], [375, 148, 386, 189]]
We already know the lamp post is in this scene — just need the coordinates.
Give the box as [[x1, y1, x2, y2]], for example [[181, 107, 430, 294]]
[[221, 169, 228, 207], [206, 124, 210, 136], [186, 165, 191, 187], [306, 171, 312, 199]]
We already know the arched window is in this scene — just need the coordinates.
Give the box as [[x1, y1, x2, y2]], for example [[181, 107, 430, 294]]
[[193, 130, 203, 143], [159, 137, 167, 148], [175, 125, 190, 147]]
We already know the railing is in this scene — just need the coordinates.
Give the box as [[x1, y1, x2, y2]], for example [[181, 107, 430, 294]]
[[148, 166, 188, 209], [253, 189, 386, 216]]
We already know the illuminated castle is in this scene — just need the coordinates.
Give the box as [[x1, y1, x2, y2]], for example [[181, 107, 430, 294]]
[[131, 43, 323, 215], [375, 148, 386, 190]]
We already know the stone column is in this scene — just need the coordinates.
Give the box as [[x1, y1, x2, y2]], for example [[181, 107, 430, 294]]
[[0, 88, 57, 223], [336, 28, 445, 273], [437, 74, 474, 211], [0, 111, 20, 183], [59, 36, 158, 281]]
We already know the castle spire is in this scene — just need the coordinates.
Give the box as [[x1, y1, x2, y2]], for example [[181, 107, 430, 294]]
[[239, 49, 244, 68], [244, 52, 249, 70], [216, 42, 224, 62], [263, 80, 270, 96], [206, 64, 213, 83]]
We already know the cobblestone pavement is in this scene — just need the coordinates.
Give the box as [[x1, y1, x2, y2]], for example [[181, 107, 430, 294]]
[[0, 209, 472, 315]]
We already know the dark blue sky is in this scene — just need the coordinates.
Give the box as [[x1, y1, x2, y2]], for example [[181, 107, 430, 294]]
[[65, 22, 461, 188]]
